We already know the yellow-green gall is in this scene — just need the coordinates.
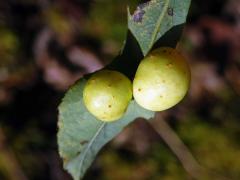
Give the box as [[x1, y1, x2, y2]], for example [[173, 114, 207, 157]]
[[83, 70, 132, 122], [133, 47, 191, 111]]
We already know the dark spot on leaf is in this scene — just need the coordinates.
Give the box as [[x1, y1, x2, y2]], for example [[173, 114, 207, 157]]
[[108, 105, 112, 108], [167, 7, 174, 16], [166, 63, 173, 68], [159, 95, 163, 98], [138, 88, 142, 92], [80, 140, 89, 145], [133, 7, 145, 23]]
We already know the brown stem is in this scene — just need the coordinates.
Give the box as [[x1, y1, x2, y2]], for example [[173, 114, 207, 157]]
[[150, 113, 229, 180]]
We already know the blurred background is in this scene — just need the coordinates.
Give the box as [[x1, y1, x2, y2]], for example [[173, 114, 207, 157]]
[[0, 0, 240, 179]]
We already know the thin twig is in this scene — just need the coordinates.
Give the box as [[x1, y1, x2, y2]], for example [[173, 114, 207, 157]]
[[150, 113, 229, 180]]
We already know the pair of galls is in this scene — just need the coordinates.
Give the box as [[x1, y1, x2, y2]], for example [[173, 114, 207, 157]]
[[83, 47, 191, 122]]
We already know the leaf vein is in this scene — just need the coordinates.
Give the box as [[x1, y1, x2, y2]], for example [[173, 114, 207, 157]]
[[78, 122, 106, 178], [147, 0, 170, 55]]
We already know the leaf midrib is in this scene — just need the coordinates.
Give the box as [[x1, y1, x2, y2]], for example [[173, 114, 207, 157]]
[[146, 0, 170, 55], [76, 122, 106, 179]]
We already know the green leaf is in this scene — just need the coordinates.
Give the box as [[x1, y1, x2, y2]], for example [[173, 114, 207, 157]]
[[128, 0, 191, 55], [58, 0, 192, 179], [58, 78, 154, 180]]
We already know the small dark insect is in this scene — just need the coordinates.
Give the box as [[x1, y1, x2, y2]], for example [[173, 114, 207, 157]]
[[167, 7, 174, 16], [133, 7, 145, 23]]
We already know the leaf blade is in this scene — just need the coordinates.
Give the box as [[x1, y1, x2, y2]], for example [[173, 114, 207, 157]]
[[128, 0, 191, 55], [58, 79, 154, 180]]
